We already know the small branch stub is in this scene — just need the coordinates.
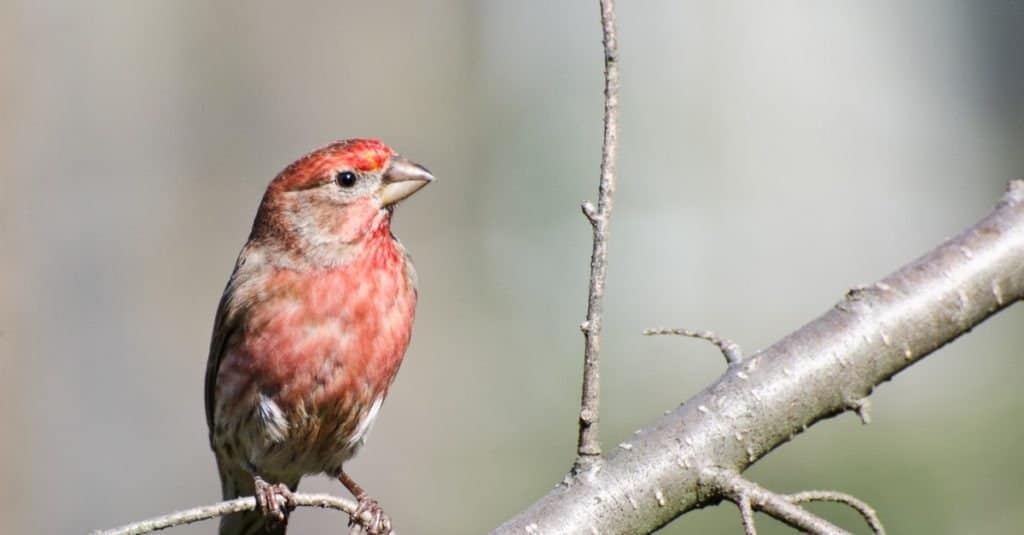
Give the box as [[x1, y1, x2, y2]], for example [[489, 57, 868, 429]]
[[845, 397, 872, 425], [581, 201, 600, 225]]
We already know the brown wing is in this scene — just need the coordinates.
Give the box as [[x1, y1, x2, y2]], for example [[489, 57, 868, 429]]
[[204, 267, 245, 441]]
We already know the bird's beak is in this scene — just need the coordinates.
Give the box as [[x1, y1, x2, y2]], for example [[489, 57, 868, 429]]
[[380, 156, 434, 206]]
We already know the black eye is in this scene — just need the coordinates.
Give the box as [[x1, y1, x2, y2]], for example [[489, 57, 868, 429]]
[[335, 170, 358, 188]]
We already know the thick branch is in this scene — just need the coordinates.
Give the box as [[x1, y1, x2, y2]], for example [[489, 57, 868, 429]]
[[575, 0, 620, 473], [494, 182, 1024, 534]]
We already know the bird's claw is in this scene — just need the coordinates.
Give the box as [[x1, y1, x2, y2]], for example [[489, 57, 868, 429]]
[[349, 495, 392, 535], [254, 477, 296, 525]]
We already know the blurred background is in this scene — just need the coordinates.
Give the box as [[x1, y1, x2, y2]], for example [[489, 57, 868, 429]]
[[3, 1, 1023, 533]]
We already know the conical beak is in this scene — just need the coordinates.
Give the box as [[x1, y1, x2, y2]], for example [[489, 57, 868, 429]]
[[380, 156, 434, 206]]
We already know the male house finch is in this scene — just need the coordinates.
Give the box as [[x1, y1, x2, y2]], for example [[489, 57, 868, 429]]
[[205, 139, 433, 535]]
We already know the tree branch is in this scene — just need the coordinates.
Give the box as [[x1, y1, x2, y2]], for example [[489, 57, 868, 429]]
[[493, 181, 1024, 534], [90, 493, 368, 535], [575, 0, 620, 474]]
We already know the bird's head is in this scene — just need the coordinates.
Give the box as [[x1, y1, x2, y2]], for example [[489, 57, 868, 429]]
[[250, 139, 434, 258]]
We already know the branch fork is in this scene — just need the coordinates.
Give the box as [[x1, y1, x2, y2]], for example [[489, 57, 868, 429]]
[[703, 469, 885, 535]]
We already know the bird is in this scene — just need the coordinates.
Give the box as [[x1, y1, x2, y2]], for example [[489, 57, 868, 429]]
[[204, 139, 433, 534]]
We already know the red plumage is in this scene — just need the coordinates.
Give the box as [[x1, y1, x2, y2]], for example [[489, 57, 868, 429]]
[[205, 140, 433, 535]]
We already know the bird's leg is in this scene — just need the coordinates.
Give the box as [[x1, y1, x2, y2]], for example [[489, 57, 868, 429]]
[[339, 470, 392, 535], [253, 475, 297, 525]]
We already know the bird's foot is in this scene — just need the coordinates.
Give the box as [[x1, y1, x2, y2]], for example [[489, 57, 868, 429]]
[[339, 470, 392, 534], [253, 476, 296, 525], [349, 494, 392, 535]]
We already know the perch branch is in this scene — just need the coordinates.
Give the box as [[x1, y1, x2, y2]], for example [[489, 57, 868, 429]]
[[91, 493, 374, 535], [494, 182, 1024, 534], [575, 0, 620, 474]]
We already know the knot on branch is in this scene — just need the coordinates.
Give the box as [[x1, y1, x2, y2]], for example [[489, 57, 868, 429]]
[[581, 201, 603, 226], [579, 407, 598, 425]]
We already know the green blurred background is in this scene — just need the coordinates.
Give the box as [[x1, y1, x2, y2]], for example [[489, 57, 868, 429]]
[[3, 2, 1023, 533]]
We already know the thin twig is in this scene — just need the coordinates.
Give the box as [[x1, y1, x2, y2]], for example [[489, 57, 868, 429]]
[[786, 491, 886, 534], [574, 0, 620, 475], [707, 470, 854, 535], [91, 493, 365, 535], [643, 327, 743, 365], [738, 494, 757, 535]]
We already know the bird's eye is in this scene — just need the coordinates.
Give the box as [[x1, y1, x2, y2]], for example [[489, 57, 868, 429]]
[[335, 171, 358, 188]]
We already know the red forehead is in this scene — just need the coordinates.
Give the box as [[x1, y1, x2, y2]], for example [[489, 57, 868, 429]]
[[272, 139, 394, 191]]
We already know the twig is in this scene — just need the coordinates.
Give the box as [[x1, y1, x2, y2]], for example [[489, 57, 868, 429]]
[[643, 327, 743, 365], [91, 493, 367, 535], [574, 0, 620, 475], [707, 470, 854, 535], [738, 494, 757, 535], [714, 476, 887, 535], [786, 491, 886, 534]]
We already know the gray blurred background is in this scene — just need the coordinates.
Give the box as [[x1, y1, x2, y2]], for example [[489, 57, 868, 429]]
[[3, 1, 1023, 534]]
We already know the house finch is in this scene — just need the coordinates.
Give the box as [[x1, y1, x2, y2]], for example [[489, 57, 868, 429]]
[[204, 139, 433, 535]]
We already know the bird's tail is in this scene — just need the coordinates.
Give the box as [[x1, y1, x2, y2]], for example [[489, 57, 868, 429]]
[[217, 458, 299, 535]]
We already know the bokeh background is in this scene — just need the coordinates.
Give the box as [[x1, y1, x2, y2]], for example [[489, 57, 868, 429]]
[[3, 2, 1024, 534]]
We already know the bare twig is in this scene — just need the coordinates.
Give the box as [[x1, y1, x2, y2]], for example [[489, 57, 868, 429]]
[[786, 491, 886, 534], [737, 493, 757, 535], [91, 493, 369, 535], [643, 327, 744, 365], [495, 183, 1024, 533], [574, 0, 620, 475], [707, 470, 854, 535], [709, 469, 887, 535]]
